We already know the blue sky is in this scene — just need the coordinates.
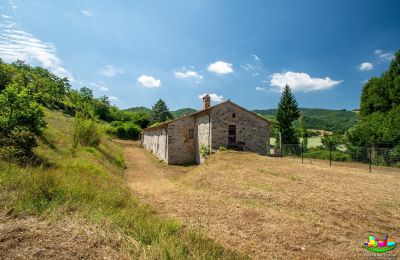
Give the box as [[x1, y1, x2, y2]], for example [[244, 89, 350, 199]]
[[0, 0, 399, 110]]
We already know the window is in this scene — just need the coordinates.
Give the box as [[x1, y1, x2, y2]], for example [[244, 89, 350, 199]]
[[232, 113, 236, 118], [189, 128, 194, 139]]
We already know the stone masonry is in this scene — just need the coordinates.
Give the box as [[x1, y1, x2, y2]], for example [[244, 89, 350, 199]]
[[141, 95, 271, 165]]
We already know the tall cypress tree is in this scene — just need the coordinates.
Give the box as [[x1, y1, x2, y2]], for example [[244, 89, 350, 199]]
[[276, 85, 300, 144], [150, 99, 174, 124]]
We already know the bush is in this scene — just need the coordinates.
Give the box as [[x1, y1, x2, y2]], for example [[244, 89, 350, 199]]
[[73, 117, 102, 148], [199, 144, 210, 158], [0, 83, 46, 162], [106, 121, 141, 140], [218, 146, 228, 151], [303, 147, 351, 161]]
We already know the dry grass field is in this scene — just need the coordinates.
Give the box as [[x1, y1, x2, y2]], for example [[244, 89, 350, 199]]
[[123, 141, 400, 259]]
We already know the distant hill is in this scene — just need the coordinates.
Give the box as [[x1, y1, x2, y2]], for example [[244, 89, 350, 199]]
[[124, 106, 151, 114], [125, 106, 359, 132], [171, 108, 197, 118], [253, 108, 359, 132]]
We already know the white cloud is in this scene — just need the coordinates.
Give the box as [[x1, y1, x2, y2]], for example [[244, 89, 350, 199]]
[[109, 96, 118, 100], [251, 54, 260, 61], [174, 70, 203, 80], [198, 93, 224, 103], [374, 49, 395, 62], [252, 72, 259, 77], [241, 63, 256, 71], [90, 81, 109, 91], [100, 65, 124, 77], [270, 71, 342, 92], [358, 62, 373, 71], [0, 15, 74, 81], [81, 10, 93, 16], [255, 86, 266, 91], [137, 75, 161, 88], [207, 61, 233, 75]]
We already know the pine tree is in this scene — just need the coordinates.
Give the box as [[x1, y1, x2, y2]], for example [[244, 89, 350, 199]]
[[276, 85, 300, 145], [150, 99, 174, 124]]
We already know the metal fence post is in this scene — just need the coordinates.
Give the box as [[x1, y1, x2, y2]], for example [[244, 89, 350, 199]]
[[301, 140, 304, 163], [369, 145, 372, 173]]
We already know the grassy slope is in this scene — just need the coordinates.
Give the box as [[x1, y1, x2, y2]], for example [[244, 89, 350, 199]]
[[0, 110, 245, 259]]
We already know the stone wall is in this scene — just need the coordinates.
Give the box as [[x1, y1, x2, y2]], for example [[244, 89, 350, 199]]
[[167, 116, 196, 164], [195, 113, 211, 163], [210, 102, 270, 155], [142, 127, 168, 162]]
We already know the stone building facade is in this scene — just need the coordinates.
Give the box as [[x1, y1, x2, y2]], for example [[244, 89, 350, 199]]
[[141, 95, 271, 165]]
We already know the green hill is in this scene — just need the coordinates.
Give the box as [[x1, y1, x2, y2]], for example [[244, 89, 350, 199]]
[[125, 105, 359, 132], [171, 108, 197, 118], [253, 108, 359, 132]]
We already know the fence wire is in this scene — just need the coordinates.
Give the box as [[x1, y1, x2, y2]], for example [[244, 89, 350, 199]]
[[272, 143, 400, 172]]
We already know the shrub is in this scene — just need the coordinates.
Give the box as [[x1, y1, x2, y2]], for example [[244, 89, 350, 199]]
[[106, 121, 141, 140], [0, 83, 46, 162], [303, 147, 351, 161], [73, 117, 102, 148], [199, 144, 210, 158], [218, 146, 228, 151]]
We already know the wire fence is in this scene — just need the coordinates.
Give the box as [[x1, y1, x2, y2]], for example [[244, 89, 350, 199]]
[[271, 143, 400, 172]]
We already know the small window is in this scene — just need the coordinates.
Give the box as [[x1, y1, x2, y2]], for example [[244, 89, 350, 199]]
[[189, 129, 194, 139], [232, 113, 236, 118]]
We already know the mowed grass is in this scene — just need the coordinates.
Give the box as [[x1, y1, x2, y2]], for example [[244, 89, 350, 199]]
[[0, 110, 245, 259], [144, 149, 400, 259]]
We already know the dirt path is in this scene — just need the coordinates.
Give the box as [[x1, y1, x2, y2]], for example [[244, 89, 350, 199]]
[[122, 141, 400, 259]]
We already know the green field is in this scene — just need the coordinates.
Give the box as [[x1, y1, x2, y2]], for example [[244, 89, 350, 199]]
[[270, 136, 322, 148]]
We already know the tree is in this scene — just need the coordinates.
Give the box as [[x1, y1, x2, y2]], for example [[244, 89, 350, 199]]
[[0, 83, 46, 159], [299, 115, 308, 149], [350, 50, 400, 148], [150, 99, 173, 124], [276, 85, 300, 144]]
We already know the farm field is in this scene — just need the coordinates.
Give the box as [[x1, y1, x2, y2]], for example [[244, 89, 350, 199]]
[[270, 136, 322, 148], [123, 141, 400, 259]]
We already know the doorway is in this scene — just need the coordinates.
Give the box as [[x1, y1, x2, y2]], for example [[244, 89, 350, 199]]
[[228, 125, 236, 147]]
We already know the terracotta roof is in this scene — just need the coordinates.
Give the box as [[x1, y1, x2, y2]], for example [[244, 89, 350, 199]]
[[142, 100, 271, 131]]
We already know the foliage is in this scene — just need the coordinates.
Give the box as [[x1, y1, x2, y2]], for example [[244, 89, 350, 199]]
[[276, 85, 300, 145], [106, 121, 141, 140], [321, 133, 345, 150], [255, 108, 359, 132], [0, 83, 46, 160], [299, 115, 308, 149], [0, 110, 244, 259], [349, 50, 400, 148], [171, 108, 197, 118], [199, 144, 210, 158], [150, 99, 174, 124], [73, 117, 102, 148], [218, 146, 228, 151], [303, 147, 351, 161]]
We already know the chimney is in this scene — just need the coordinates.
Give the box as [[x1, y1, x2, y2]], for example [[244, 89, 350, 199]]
[[203, 94, 211, 109]]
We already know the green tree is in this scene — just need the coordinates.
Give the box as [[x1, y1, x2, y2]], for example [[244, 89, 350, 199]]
[[299, 115, 308, 149], [0, 83, 46, 159], [350, 50, 400, 148], [150, 99, 173, 124], [276, 85, 300, 144]]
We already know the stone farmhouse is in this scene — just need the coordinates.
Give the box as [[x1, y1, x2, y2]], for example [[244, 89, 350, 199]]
[[141, 95, 271, 165]]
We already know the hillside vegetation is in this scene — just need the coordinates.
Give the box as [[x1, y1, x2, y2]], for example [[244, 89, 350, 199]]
[[253, 108, 359, 132], [125, 106, 358, 132], [0, 110, 244, 259]]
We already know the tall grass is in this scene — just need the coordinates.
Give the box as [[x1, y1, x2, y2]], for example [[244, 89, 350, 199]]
[[0, 110, 245, 259]]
